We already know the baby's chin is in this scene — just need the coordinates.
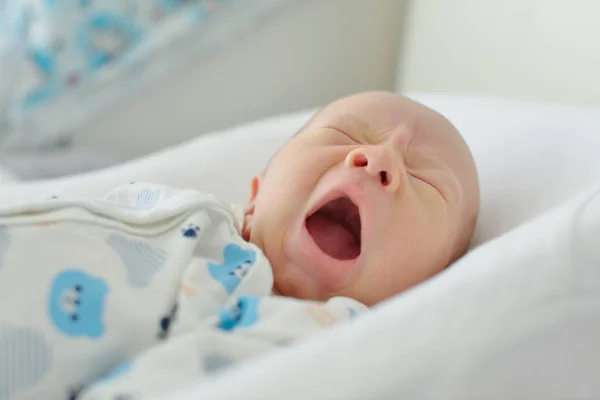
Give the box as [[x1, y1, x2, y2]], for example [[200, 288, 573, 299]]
[[270, 260, 329, 301], [272, 276, 318, 301]]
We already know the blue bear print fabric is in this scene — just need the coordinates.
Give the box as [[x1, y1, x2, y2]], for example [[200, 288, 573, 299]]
[[181, 223, 200, 238], [217, 296, 260, 331], [0, 0, 297, 149], [348, 307, 358, 319], [106, 233, 169, 288], [13, 0, 234, 110], [48, 269, 108, 338], [77, 11, 143, 72], [0, 324, 52, 400], [158, 302, 178, 339], [208, 243, 256, 294], [133, 188, 162, 210], [0, 182, 365, 399]]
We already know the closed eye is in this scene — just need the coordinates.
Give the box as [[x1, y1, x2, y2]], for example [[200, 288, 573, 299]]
[[324, 126, 359, 143], [408, 172, 447, 203]]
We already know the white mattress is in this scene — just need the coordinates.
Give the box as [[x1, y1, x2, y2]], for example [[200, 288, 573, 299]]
[[1, 94, 600, 399]]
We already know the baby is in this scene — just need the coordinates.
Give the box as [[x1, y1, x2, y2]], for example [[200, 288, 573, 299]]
[[245, 91, 479, 306], [0, 92, 479, 400]]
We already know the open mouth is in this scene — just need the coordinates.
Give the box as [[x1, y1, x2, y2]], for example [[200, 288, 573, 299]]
[[305, 196, 362, 260]]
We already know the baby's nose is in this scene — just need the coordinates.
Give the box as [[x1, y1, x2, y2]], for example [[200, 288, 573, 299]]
[[345, 146, 400, 191]]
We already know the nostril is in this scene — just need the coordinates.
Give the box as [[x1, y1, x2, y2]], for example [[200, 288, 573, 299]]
[[352, 153, 368, 167], [379, 171, 389, 186]]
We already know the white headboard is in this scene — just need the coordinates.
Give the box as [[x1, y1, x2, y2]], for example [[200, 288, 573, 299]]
[[396, 0, 600, 106]]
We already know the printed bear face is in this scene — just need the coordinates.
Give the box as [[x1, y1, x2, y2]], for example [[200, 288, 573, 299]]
[[208, 243, 256, 294], [48, 269, 109, 338]]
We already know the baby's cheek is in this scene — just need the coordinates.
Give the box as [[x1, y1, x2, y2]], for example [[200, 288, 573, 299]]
[[271, 265, 319, 301], [360, 237, 436, 304]]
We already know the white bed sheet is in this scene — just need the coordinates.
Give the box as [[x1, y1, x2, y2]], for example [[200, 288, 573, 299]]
[[1, 94, 600, 398]]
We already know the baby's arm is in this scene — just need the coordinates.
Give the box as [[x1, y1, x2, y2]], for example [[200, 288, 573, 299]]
[[77, 296, 367, 400]]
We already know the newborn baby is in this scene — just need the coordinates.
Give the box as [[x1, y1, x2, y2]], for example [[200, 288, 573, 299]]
[[245, 90, 479, 305], [0, 92, 479, 400]]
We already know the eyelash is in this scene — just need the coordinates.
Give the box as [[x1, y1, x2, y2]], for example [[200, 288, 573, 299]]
[[408, 172, 447, 201], [408, 172, 448, 201], [327, 127, 358, 143]]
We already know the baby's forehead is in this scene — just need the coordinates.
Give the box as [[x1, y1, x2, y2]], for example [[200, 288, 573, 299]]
[[310, 93, 446, 135], [310, 95, 416, 127], [311, 97, 457, 149]]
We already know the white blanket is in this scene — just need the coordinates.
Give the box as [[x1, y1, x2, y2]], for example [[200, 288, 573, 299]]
[[0, 182, 364, 400]]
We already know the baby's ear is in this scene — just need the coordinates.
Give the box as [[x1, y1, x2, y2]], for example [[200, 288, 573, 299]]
[[242, 174, 263, 241], [247, 174, 263, 206]]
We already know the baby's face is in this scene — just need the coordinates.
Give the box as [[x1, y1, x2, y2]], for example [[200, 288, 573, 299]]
[[244, 92, 479, 306]]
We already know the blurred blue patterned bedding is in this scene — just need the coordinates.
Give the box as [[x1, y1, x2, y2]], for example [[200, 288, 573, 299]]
[[0, 0, 295, 148]]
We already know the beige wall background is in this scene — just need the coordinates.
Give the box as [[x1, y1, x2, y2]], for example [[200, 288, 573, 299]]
[[397, 0, 600, 106], [75, 0, 406, 156], [8, 0, 600, 180], [74, 0, 599, 158]]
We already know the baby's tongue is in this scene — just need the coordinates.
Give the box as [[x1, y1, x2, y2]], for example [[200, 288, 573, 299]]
[[306, 213, 359, 260]]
